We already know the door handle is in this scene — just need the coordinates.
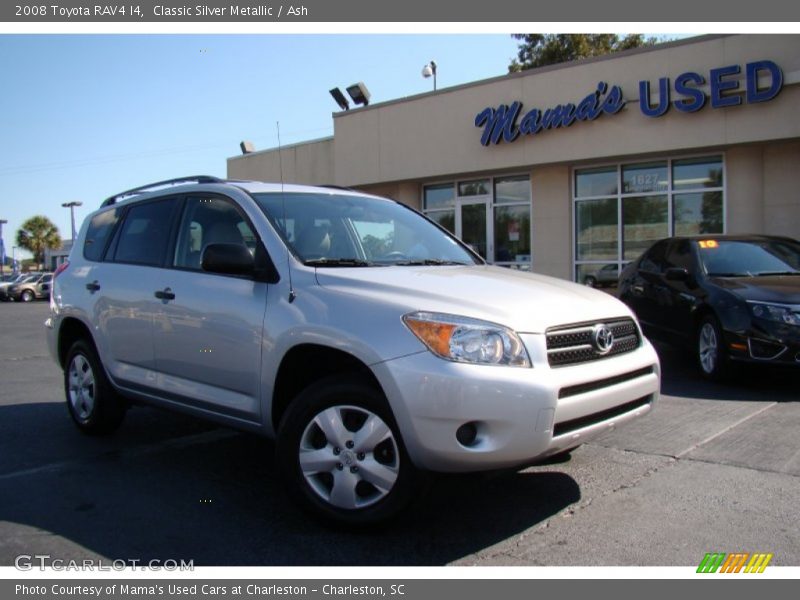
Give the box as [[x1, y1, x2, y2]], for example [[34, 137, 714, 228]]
[[85, 281, 101, 292], [154, 288, 175, 301]]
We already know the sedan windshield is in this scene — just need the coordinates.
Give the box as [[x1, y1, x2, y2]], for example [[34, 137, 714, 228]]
[[254, 192, 480, 267], [698, 239, 800, 277]]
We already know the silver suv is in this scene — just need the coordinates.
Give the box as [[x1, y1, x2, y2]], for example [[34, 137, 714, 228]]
[[46, 176, 660, 523]]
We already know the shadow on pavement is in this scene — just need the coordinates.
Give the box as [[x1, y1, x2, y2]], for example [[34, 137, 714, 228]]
[[0, 401, 580, 566], [653, 340, 798, 402]]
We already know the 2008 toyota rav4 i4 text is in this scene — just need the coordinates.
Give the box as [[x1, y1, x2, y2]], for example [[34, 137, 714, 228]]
[[46, 176, 659, 523]]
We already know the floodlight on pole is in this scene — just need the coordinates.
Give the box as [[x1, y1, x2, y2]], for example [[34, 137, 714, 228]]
[[329, 87, 350, 111], [422, 60, 437, 91], [346, 82, 371, 107], [61, 201, 83, 242]]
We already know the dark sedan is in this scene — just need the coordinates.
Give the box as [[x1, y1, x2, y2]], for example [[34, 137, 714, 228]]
[[618, 235, 800, 380]]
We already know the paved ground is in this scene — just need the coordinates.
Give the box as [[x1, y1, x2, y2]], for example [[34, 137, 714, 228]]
[[0, 301, 798, 566]]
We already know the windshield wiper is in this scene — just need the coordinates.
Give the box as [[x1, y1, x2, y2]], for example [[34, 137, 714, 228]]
[[753, 271, 800, 276], [393, 259, 469, 266], [304, 258, 375, 267]]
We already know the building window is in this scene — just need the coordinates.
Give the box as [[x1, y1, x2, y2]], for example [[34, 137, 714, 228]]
[[423, 175, 531, 269], [574, 155, 724, 287]]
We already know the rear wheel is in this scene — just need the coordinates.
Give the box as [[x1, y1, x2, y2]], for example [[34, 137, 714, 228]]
[[276, 376, 419, 525], [64, 339, 127, 435], [583, 276, 597, 287], [697, 315, 730, 381]]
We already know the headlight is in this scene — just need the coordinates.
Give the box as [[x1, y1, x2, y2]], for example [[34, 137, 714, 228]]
[[748, 301, 800, 326], [402, 311, 531, 367]]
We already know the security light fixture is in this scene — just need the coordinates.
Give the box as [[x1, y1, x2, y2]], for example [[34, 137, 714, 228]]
[[240, 140, 256, 155], [422, 60, 438, 91], [329, 87, 350, 111], [346, 82, 371, 107], [61, 202, 83, 242]]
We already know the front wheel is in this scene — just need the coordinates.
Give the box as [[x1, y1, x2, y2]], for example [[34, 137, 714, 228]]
[[696, 315, 730, 381], [64, 339, 127, 435], [583, 276, 597, 287], [20, 289, 35, 302], [276, 376, 420, 525]]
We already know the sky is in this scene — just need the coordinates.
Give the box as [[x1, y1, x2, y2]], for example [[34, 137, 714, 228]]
[[0, 34, 524, 260]]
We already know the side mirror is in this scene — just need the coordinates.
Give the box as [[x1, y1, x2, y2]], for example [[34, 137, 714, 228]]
[[665, 267, 690, 281], [201, 243, 254, 276]]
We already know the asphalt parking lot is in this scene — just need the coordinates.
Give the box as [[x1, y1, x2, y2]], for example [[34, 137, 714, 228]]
[[0, 301, 798, 566]]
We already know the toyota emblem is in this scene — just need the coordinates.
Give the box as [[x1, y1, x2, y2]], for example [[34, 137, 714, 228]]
[[592, 324, 615, 355]]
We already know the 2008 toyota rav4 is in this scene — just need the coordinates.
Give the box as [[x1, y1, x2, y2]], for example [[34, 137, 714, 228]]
[[46, 176, 659, 523]]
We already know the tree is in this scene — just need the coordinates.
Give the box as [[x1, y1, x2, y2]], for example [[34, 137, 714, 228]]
[[508, 34, 658, 73], [16, 216, 62, 269]]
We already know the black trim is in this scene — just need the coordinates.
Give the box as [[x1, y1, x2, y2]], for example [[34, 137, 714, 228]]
[[558, 366, 655, 399], [115, 377, 258, 423], [554, 395, 653, 437]]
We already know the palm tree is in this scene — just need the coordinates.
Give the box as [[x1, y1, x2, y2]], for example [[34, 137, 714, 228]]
[[16, 216, 62, 270]]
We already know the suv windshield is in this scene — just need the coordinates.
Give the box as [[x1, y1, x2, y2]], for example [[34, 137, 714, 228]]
[[254, 192, 480, 267], [698, 239, 800, 277]]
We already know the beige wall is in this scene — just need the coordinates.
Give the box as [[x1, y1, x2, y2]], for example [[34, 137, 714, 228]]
[[763, 141, 800, 237], [227, 138, 334, 185], [531, 165, 572, 279]]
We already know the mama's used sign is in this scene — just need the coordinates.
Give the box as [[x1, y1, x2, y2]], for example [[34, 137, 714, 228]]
[[475, 60, 783, 146]]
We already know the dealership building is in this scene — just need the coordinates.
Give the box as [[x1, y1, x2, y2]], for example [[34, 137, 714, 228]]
[[227, 34, 800, 284]]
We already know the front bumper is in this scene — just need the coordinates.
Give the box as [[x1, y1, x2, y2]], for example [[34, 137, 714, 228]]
[[724, 319, 800, 366], [372, 335, 660, 472]]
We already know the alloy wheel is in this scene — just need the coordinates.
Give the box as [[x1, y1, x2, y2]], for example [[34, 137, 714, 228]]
[[698, 322, 719, 374], [68, 354, 96, 421]]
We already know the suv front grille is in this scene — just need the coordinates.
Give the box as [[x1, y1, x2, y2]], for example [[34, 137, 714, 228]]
[[546, 318, 640, 367]]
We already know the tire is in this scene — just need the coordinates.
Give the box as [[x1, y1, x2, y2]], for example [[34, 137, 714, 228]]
[[696, 314, 730, 381], [20, 289, 34, 302], [276, 375, 420, 525], [64, 339, 127, 435], [583, 276, 597, 287]]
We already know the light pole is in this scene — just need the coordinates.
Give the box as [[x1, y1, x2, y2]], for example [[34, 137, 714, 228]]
[[422, 60, 438, 91], [12, 246, 17, 275], [62, 201, 83, 242], [0, 219, 6, 278]]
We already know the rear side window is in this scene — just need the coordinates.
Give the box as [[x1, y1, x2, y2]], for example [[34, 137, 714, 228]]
[[111, 199, 176, 266], [83, 208, 121, 262]]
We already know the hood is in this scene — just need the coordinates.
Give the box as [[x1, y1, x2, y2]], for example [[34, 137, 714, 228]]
[[314, 265, 633, 334], [711, 275, 800, 304]]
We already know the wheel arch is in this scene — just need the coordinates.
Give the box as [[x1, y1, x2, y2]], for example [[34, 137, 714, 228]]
[[57, 317, 98, 369], [271, 343, 384, 432]]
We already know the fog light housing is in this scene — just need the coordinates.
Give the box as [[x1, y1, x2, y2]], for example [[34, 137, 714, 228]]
[[456, 422, 479, 447], [748, 338, 787, 360]]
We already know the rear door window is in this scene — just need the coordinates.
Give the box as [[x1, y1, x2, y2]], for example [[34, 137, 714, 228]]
[[110, 199, 178, 267]]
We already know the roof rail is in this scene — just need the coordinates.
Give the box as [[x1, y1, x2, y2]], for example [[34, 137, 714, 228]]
[[101, 175, 224, 207]]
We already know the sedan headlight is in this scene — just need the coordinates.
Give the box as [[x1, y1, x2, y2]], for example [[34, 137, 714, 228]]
[[748, 301, 800, 326], [402, 311, 531, 367]]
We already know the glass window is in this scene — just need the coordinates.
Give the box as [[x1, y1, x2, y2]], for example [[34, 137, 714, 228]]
[[426, 210, 455, 234], [622, 162, 668, 194], [112, 200, 176, 266], [457, 179, 489, 197], [494, 205, 530, 263], [674, 192, 723, 236], [673, 156, 723, 190], [576, 167, 617, 198], [494, 176, 531, 204], [664, 240, 695, 271], [639, 240, 669, 273], [83, 207, 120, 262], [423, 183, 455, 210], [576, 198, 618, 261], [576, 263, 619, 288], [623, 195, 668, 260], [174, 197, 255, 270]]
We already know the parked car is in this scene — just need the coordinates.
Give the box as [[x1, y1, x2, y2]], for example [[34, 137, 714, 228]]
[[5, 272, 53, 302], [46, 176, 659, 523], [0, 272, 44, 301], [618, 235, 800, 380], [583, 264, 620, 288]]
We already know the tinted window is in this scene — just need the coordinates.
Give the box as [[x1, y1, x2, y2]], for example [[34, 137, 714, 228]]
[[83, 208, 121, 262], [639, 240, 669, 273], [698, 239, 800, 276], [173, 196, 256, 271], [664, 240, 694, 271], [112, 200, 176, 266]]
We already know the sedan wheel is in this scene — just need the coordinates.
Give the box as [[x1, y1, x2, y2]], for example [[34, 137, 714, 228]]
[[68, 354, 96, 422], [697, 315, 729, 381]]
